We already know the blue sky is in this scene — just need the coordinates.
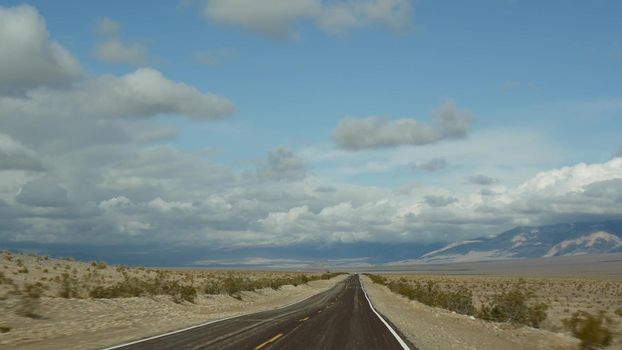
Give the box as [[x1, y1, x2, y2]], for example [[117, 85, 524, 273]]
[[8, 0, 622, 170], [0, 0, 621, 265]]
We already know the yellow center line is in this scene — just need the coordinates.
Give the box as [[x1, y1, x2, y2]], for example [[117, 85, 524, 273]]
[[299, 316, 309, 321], [254, 333, 284, 350]]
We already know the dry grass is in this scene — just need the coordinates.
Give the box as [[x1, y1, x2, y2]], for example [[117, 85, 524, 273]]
[[0, 250, 342, 303], [0, 250, 344, 319], [563, 310, 614, 349], [367, 273, 622, 348], [0, 250, 347, 349]]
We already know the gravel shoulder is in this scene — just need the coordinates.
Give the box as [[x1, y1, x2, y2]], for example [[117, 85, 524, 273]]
[[361, 275, 579, 350], [0, 275, 346, 350]]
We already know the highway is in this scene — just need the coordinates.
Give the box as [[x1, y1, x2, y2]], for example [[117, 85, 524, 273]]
[[105, 274, 414, 350]]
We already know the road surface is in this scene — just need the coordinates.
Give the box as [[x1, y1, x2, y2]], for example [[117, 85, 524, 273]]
[[105, 274, 414, 350]]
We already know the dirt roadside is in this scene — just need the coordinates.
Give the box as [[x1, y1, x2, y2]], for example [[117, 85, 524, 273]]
[[360, 275, 580, 350], [0, 275, 346, 350]]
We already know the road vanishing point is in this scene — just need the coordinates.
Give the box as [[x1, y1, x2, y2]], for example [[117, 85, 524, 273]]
[[103, 274, 415, 350]]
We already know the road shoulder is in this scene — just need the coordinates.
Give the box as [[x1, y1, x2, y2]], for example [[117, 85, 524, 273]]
[[360, 275, 578, 350], [1, 275, 347, 350]]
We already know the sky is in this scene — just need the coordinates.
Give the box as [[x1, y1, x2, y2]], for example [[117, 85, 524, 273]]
[[0, 0, 621, 266]]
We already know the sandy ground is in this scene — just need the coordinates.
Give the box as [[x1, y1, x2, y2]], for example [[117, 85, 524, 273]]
[[0, 276, 345, 350], [0, 251, 347, 350], [361, 275, 583, 350], [374, 274, 622, 345]]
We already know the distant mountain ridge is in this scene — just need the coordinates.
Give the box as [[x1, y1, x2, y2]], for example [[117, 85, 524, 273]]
[[395, 220, 622, 264]]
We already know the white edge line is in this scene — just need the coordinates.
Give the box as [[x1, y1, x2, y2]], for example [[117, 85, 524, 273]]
[[100, 280, 339, 350], [359, 274, 411, 350]]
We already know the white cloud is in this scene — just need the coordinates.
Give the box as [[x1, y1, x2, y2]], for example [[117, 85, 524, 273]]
[[331, 100, 473, 150], [513, 158, 622, 197], [204, 0, 320, 38], [258, 201, 394, 243], [0, 5, 240, 245], [0, 4, 81, 95], [147, 197, 194, 212], [203, 0, 411, 39], [1, 68, 235, 121], [95, 39, 147, 64], [253, 158, 622, 245], [1, 3, 621, 251]]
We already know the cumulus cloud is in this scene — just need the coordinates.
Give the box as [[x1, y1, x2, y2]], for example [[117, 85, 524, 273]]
[[514, 159, 622, 196], [0, 4, 242, 245], [0, 4, 81, 95], [333, 116, 436, 150], [332, 100, 473, 151], [3, 121, 622, 247], [258, 200, 401, 244], [2, 3, 621, 252], [95, 39, 147, 64], [253, 158, 622, 246], [204, 0, 319, 38], [257, 147, 306, 181], [1, 68, 234, 121], [615, 147, 622, 158], [203, 0, 411, 39], [147, 197, 194, 212], [467, 174, 498, 186]]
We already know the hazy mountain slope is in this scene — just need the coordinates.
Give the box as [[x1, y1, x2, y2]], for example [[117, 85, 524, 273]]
[[402, 220, 622, 264]]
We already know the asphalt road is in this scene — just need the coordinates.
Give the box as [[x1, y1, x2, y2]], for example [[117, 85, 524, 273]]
[[105, 274, 414, 350]]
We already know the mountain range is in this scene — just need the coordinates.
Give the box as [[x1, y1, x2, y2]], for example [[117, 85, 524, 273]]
[[5, 221, 622, 268], [393, 220, 622, 264]]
